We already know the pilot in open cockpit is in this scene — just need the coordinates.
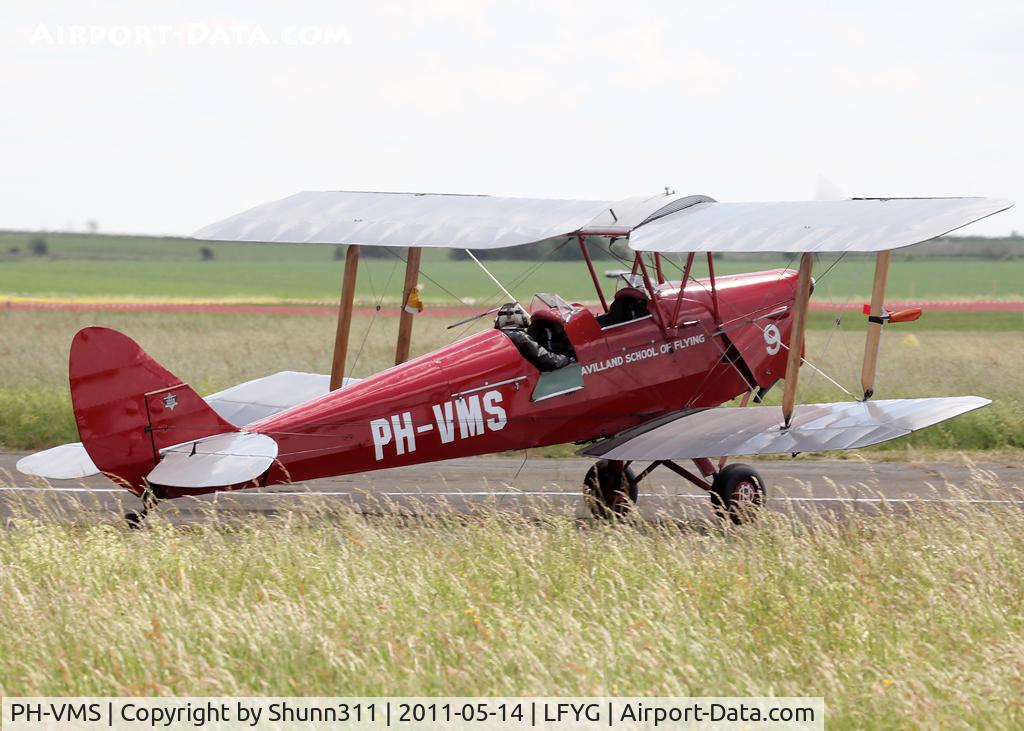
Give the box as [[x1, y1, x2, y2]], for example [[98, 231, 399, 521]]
[[494, 303, 573, 371]]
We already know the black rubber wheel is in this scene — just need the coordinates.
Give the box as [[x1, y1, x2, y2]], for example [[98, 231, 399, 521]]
[[710, 463, 765, 525], [584, 460, 638, 518], [124, 511, 145, 529], [125, 489, 158, 529]]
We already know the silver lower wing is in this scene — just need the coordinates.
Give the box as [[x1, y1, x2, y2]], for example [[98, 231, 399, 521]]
[[581, 397, 991, 460], [204, 370, 346, 426]]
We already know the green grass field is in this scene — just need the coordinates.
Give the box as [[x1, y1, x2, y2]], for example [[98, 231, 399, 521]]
[[1, 503, 1022, 729], [2, 231, 1023, 304], [0, 230, 1021, 452], [1, 309, 1021, 454]]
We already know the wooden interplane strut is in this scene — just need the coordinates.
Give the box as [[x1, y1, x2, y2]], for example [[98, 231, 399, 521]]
[[395, 246, 422, 365], [330, 245, 361, 391], [781, 253, 814, 427], [860, 250, 891, 400]]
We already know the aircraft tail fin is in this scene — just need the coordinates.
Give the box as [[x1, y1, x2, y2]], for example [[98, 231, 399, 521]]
[[69, 327, 239, 494]]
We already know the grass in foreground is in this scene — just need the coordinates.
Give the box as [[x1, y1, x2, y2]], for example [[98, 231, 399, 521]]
[[0, 497, 1022, 728]]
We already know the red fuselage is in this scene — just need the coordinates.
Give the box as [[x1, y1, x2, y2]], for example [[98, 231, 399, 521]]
[[223, 269, 802, 493]]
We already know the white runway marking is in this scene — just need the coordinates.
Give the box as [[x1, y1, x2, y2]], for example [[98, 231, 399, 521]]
[[772, 496, 1023, 504], [2, 486, 1022, 505], [1, 487, 124, 493]]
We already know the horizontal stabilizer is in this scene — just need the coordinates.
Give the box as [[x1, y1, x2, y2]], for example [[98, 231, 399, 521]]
[[147, 432, 278, 489], [16, 443, 99, 480], [582, 397, 991, 460]]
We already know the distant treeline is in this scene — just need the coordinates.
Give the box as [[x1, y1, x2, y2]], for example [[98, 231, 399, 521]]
[[893, 235, 1024, 259], [3, 229, 1022, 262], [710, 235, 1024, 261]]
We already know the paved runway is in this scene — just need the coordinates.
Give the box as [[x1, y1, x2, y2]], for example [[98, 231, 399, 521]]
[[1, 452, 1022, 526]]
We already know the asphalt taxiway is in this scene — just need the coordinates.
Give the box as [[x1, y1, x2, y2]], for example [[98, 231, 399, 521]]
[[2, 453, 1021, 525]]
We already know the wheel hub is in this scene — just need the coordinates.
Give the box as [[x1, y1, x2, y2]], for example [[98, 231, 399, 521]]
[[734, 480, 757, 504]]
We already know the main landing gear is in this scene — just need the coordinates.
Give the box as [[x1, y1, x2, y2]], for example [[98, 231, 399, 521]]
[[583, 458, 765, 524], [124, 488, 159, 529], [583, 461, 638, 518]]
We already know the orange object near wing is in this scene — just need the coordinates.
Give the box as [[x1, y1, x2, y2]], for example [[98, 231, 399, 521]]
[[888, 307, 922, 323], [404, 285, 424, 314], [860, 304, 923, 323]]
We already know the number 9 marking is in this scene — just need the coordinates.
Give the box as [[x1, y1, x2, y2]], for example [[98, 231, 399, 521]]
[[764, 323, 782, 355]]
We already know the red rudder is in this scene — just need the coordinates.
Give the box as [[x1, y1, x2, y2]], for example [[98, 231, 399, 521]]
[[69, 327, 236, 494]]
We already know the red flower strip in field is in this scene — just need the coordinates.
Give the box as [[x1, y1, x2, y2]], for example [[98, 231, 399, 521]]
[[3, 299, 1023, 316]]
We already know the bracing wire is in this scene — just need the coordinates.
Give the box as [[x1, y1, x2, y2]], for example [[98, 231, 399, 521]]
[[448, 239, 573, 342], [465, 249, 518, 303], [661, 249, 860, 401], [379, 247, 473, 307], [348, 257, 398, 378], [801, 252, 854, 396]]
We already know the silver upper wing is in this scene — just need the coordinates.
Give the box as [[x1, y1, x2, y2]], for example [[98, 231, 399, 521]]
[[629, 197, 1013, 254], [195, 190, 615, 249], [195, 190, 1012, 253]]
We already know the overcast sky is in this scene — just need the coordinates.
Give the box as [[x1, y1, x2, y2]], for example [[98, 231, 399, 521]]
[[2, 0, 1021, 236]]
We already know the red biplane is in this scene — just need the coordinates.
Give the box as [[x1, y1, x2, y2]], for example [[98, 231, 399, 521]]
[[18, 191, 1013, 523]]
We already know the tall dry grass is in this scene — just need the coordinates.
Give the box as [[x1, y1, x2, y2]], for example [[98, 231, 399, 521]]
[[0, 497, 1021, 728]]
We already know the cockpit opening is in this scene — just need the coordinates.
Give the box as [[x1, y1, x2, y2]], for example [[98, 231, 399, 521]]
[[494, 302, 576, 371], [596, 287, 650, 329]]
